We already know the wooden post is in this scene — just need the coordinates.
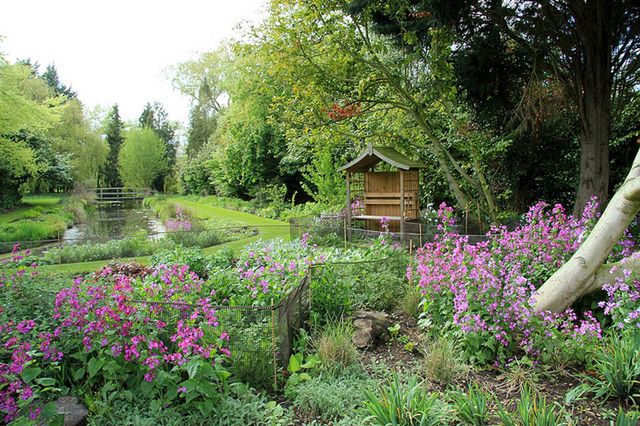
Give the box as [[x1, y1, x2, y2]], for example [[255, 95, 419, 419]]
[[271, 299, 277, 391], [409, 240, 413, 286], [465, 204, 469, 235], [399, 170, 405, 243], [343, 216, 348, 250], [345, 172, 352, 242], [419, 223, 423, 247]]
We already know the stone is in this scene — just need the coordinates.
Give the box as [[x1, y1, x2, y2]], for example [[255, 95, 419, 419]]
[[56, 396, 88, 426], [352, 310, 391, 348]]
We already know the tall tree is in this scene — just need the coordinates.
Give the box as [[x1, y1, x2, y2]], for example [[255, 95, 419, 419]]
[[0, 57, 62, 208], [186, 80, 218, 157], [118, 127, 168, 189], [490, 0, 639, 215], [172, 50, 227, 158], [103, 104, 125, 187], [139, 102, 178, 190], [350, 0, 640, 215], [41, 64, 77, 99]]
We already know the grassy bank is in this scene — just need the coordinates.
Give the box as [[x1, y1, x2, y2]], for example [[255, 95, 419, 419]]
[[0, 194, 85, 247], [17, 195, 289, 275]]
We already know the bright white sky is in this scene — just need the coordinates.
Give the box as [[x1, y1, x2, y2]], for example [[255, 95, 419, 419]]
[[0, 0, 267, 129]]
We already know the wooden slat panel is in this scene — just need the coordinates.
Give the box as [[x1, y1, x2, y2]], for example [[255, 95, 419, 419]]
[[365, 199, 417, 206], [366, 192, 417, 198]]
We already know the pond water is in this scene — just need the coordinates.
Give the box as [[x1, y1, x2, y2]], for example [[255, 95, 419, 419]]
[[63, 202, 165, 244]]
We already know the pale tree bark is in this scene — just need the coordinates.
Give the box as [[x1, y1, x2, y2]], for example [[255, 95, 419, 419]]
[[534, 147, 640, 313]]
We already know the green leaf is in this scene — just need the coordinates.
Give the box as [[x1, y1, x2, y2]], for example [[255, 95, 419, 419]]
[[186, 360, 199, 378], [298, 372, 311, 382], [166, 387, 178, 401], [287, 354, 301, 373], [272, 404, 284, 417], [42, 401, 58, 418], [87, 358, 105, 378], [140, 379, 154, 395], [150, 399, 162, 412], [35, 377, 56, 386], [21, 367, 41, 383], [73, 368, 85, 381]]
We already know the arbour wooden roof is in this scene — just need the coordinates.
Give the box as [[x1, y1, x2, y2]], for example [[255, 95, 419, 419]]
[[339, 143, 425, 172]]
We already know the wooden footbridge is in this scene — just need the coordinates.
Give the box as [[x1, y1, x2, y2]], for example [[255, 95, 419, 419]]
[[93, 187, 151, 204]]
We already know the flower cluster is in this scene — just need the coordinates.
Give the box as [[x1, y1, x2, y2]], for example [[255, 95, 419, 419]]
[[53, 265, 230, 382], [599, 255, 640, 329], [236, 239, 322, 304], [0, 263, 232, 422], [411, 200, 618, 365], [380, 216, 390, 233], [166, 207, 192, 232]]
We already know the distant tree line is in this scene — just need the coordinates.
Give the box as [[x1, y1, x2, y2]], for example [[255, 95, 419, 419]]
[[0, 51, 178, 210]]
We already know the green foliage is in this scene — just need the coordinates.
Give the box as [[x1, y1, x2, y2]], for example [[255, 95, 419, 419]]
[[42, 236, 171, 263], [292, 372, 374, 421], [422, 336, 470, 389], [450, 385, 491, 426], [118, 127, 168, 189], [364, 375, 450, 426], [285, 352, 321, 399], [138, 102, 178, 191], [310, 252, 407, 323], [612, 408, 640, 426], [301, 146, 346, 207], [584, 331, 640, 403], [50, 99, 107, 187], [150, 246, 212, 278], [87, 382, 291, 426], [313, 321, 358, 371], [402, 285, 423, 319], [497, 387, 569, 426], [0, 195, 79, 246], [0, 58, 64, 209], [103, 104, 125, 187]]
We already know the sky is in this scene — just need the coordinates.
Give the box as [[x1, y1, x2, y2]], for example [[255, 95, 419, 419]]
[[0, 0, 267, 129]]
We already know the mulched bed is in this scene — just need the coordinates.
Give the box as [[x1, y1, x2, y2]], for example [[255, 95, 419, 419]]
[[356, 311, 624, 425]]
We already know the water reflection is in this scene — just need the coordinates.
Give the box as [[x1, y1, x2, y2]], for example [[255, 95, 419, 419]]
[[63, 201, 166, 244]]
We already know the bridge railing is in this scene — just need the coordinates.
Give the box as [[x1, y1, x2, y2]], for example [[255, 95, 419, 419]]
[[91, 187, 152, 202]]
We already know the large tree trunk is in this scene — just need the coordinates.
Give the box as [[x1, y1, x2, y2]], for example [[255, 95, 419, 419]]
[[572, 94, 610, 217], [534, 147, 640, 313], [570, 0, 613, 217]]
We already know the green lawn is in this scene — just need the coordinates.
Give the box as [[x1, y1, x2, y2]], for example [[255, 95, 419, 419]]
[[28, 195, 290, 275], [0, 194, 75, 246], [0, 195, 63, 225]]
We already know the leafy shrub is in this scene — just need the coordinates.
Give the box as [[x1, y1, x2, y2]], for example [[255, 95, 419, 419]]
[[293, 373, 374, 421], [423, 336, 470, 389], [210, 382, 292, 425], [43, 236, 175, 263], [0, 264, 234, 423], [314, 321, 358, 371], [151, 246, 211, 278], [87, 383, 292, 426], [365, 375, 450, 426], [411, 201, 611, 365], [166, 228, 229, 248]]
